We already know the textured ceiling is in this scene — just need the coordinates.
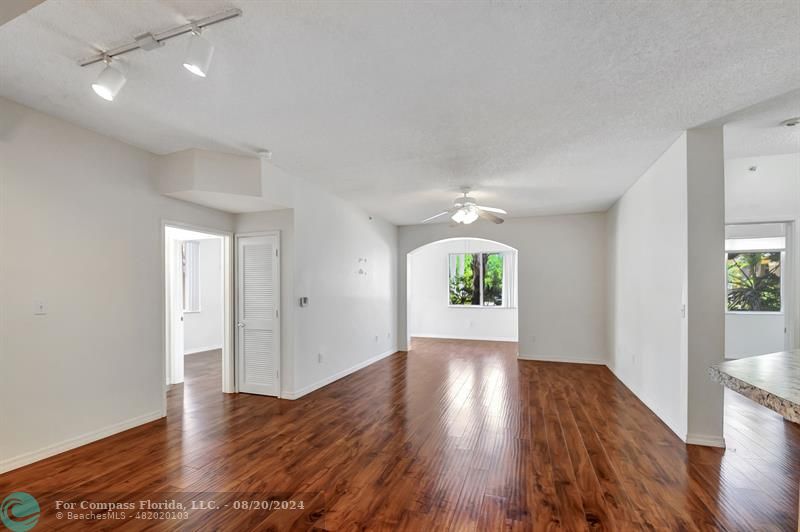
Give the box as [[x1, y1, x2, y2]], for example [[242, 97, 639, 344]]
[[1, 0, 799, 224], [721, 89, 800, 159]]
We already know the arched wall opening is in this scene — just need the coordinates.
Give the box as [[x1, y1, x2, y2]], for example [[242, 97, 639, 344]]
[[397, 216, 608, 364], [406, 237, 519, 351]]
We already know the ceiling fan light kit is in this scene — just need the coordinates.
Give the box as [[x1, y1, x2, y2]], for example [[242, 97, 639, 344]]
[[421, 188, 507, 225]]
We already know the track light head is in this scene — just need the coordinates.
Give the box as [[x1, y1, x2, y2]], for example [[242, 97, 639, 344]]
[[91, 60, 126, 101], [183, 31, 214, 77]]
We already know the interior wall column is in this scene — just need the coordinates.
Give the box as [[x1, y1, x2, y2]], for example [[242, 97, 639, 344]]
[[686, 126, 725, 446]]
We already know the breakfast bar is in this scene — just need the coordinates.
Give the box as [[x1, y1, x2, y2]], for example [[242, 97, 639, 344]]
[[710, 350, 800, 423], [710, 349, 800, 529]]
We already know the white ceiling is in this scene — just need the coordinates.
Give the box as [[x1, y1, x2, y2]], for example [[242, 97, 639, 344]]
[[721, 89, 800, 159], [1, 0, 799, 225]]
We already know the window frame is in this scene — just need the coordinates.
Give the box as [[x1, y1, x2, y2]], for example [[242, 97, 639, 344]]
[[447, 251, 508, 309], [182, 240, 202, 313], [724, 248, 784, 315]]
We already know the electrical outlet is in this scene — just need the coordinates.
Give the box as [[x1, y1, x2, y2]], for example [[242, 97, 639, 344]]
[[317, 353, 323, 364], [34, 301, 47, 315]]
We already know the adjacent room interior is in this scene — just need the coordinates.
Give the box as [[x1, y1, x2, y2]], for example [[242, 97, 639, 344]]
[[724, 222, 789, 359], [407, 237, 519, 347], [0, 1, 798, 530], [164, 225, 227, 405]]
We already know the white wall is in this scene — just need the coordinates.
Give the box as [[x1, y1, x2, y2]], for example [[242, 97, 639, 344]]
[[607, 134, 689, 440], [607, 129, 727, 446], [183, 237, 223, 354], [409, 238, 517, 342], [399, 213, 607, 364], [0, 97, 236, 472], [725, 313, 786, 358], [237, 166, 399, 400], [291, 179, 398, 398]]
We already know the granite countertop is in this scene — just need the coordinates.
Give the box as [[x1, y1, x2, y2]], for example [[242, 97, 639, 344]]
[[710, 350, 800, 424]]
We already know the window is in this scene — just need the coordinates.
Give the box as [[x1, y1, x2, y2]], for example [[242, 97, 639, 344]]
[[182, 240, 201, 312], [726, 251, 781, 312], [448, 252, 506, 307]]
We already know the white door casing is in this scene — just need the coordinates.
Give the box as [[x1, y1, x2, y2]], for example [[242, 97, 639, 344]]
[[236, 233, 280, 396], [168, 238, 185, 384]]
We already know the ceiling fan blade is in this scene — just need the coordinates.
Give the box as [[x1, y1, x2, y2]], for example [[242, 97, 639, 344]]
[[420, 211, 450, 223], [477, 209, 504, 224], [476, 205, 507, 214]]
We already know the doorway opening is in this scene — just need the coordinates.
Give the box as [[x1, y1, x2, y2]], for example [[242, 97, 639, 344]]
[[724, 221, 796, 359], [720, 219, 799, 463], [406, 237, 519, 351], [163, 223, 234, 414]]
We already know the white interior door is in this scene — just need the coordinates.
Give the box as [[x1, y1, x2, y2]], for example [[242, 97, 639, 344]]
[[236, 233, 280, 396]]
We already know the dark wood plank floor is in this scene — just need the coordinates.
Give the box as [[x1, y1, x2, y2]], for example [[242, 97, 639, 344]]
[[1, 339, 798, 530]]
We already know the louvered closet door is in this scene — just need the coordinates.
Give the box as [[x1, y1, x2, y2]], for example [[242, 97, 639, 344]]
[[236, 234, 280, 396]]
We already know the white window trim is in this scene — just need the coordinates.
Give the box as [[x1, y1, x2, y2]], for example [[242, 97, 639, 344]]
[[183, 240, 201, 313], [724, 237, 785, 252]]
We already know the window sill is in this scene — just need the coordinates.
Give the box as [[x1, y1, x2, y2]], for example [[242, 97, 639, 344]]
[[725, 311, 783, 315], [447, 305, 517, 310], [183, 310, 202, 314]]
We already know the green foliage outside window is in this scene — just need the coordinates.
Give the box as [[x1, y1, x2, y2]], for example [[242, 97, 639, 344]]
[[726, 251, 781, 312], [483, 253, 504, 306], [449, 253, 479, 305], [449, 252, 504, 306]]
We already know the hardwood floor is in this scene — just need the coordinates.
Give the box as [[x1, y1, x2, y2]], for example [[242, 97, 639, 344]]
[[1, 339, 798, 530]]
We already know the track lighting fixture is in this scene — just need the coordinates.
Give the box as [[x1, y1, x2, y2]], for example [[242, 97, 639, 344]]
[[91, 58, 126, 101], [183, 29, 215, 77], [78, 8, 241, 100]]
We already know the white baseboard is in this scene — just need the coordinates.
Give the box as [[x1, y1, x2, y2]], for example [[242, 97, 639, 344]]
[[281, 348, 398, 400], [412, 334, 518, 343], [686, 433, 726, 448], [184, 345, 223, 355], [0, 410, 164, 474], [517, 353, 606, 365], [605, 363, 687, 441]]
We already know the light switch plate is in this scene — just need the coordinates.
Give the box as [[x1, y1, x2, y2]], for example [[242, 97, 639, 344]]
[[34, 301, 47, 315]]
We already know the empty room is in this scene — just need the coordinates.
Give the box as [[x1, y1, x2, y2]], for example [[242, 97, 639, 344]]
[[1, 1, 799, 530]]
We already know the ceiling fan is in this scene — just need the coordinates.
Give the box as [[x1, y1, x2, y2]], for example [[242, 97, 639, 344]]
[[421, 188, 507, 225]]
